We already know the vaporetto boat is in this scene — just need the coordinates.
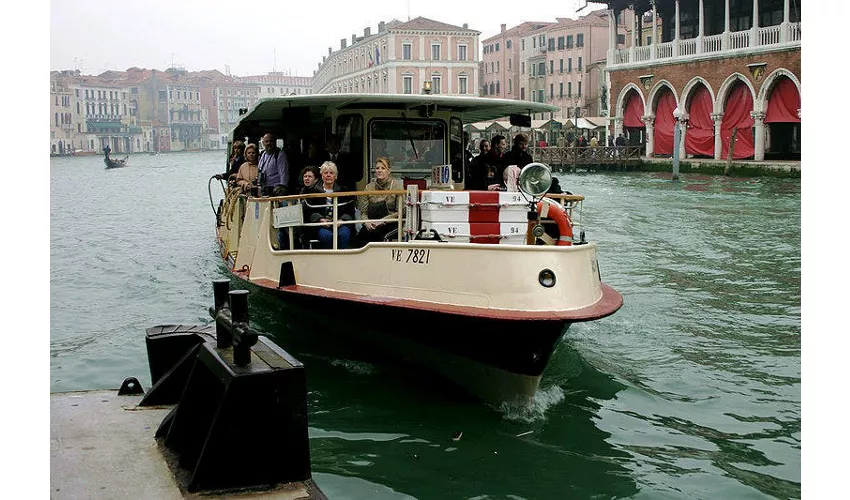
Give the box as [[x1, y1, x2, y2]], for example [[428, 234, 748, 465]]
[[212, 93, 622, 405]]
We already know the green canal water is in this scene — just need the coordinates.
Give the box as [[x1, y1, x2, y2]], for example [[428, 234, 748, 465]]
[[49, 151, 800, 499]]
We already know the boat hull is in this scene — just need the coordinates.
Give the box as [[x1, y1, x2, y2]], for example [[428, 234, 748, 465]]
[[216, 196, 623, 404]]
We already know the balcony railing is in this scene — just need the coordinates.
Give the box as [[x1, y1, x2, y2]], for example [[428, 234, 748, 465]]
[[703, 34, 723, 52], [610, 22, 800, 68], [728, 30, 749, 49], [678, 38, 697, 57], [656, 41, 674, 59]]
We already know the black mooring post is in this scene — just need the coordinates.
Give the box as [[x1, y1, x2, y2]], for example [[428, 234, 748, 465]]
[[229, 290, 254, 366], [211, 279, 232, 348]]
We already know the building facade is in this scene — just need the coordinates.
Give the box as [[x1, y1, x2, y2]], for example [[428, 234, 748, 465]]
[[603, 0, 801, 161], [481, 21, 554, 101], [313, 17, 480, 96], [483, 12, 629, 123], [49, 68, 314, 154]]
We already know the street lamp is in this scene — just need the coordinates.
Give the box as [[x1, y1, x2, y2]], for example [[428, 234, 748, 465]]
[[672, 106, 683, 180]]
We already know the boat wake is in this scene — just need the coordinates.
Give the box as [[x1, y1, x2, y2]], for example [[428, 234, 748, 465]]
[[498, 384, 566, 422]]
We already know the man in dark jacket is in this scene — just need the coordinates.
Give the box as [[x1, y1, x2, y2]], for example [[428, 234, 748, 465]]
[[467, 139, 494, 190], [498, 133, 533, 190]]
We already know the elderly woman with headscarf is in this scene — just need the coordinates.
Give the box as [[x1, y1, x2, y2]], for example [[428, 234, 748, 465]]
[[355, 157, 404, 246]]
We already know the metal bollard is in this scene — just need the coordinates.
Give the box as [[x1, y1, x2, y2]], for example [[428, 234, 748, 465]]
[[210, 279, 233, 348], [229, 290, 257, 367]]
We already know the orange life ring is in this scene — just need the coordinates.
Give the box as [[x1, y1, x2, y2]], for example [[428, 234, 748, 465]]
[[536, 199, 573, 246]]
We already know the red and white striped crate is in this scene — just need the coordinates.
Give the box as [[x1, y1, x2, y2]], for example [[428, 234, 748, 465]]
[[419, 190, 528, 223], [421, 221, 527, 245]]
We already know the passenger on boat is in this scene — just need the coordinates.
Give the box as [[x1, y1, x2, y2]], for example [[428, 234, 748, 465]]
[[499, 134, 533, 189], [308, 162, 355, 249], [225, 140, 246, 179], [466, 139, 496, 191], [233, 143, 260, 195], [503, 165, 521, 192], [318, 135, 356, 190], [295, 166, 322, 249], [258, 132, 290, 196], [355, 157, 404, 247]]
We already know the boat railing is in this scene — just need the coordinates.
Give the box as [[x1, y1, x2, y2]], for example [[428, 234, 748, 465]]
[[240, 188, 584, 250], [261, 190, 408, 250]]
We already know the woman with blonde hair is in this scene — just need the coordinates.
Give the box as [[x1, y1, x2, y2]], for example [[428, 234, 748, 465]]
[[356, 157, 404, 246]]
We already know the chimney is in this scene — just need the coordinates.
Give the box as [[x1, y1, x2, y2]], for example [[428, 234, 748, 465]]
[[322, 56, 326, 63], [328, 47, 332, 55], [501, 23, 506, 33], [352, 34, 357, 44], [379, 21, 385, 32], [463, 23, 468, 29], [341, 38, 347, 49], [365, 27, 371, 37]]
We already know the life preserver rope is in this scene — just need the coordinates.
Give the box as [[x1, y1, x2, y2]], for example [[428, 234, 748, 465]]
[[536, 199, 573, 246]]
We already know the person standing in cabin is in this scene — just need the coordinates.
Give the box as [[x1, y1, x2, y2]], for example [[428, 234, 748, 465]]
[[258, 132, 290, 196], [466, 139, 493, 191], [233, 143, 260, 195], [225, 140, 246, 179]]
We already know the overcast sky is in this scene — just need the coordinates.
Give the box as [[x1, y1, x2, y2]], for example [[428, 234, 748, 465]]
[[50, 0, 608, 77]]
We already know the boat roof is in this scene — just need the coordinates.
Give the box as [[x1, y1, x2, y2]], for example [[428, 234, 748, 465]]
[[234, 93, 560, 127]]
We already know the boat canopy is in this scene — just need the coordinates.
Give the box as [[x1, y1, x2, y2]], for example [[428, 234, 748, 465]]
[[229, 93, 559, 140]]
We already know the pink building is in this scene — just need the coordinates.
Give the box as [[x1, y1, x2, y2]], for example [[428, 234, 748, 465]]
[[313, 17, 480, 96]]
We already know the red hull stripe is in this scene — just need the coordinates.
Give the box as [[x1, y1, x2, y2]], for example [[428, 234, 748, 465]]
[[240, 271, 623, 322]]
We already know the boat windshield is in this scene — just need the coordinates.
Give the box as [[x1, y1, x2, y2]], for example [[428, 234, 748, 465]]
[[369, 119, 445, 178]]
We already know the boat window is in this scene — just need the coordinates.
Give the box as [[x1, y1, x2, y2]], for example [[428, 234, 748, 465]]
[[335, 114, 364, 187], [369, 119, 445, 178]]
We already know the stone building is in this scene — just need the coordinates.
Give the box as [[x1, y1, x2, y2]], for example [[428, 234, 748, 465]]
[[49, 67, 314, 154], [313, 17, 480, 96], [482, 11, 631, 126], [602, 0, 801, 161]]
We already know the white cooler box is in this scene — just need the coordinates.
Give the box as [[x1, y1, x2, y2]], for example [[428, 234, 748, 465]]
[[421, 221, 527, 245], [419, 190, 529, 223]]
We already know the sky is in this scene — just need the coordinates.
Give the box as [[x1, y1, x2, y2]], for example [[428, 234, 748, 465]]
[[50, 0, 608, 76]]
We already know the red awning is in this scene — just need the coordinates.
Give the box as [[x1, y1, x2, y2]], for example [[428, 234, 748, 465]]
[[765, 77, 801, 123], [685, 85, 715, 157], [721, 82, 754, 159], [653, 89, 676, 155], [623, 92, 645, 128]]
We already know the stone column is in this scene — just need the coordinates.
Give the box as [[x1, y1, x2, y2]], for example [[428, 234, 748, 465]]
[[781, 0, 790, 42], [608, 9, 617, 63], [651, 2, 658, 59], [751, 0, 760, 46], [614, 117, 624, 139], [674, 0, 681, 56], [697, 0, 705, 53], [711, 112, 724, 159], [630, 10, 637, 62], [643, 116, 655, 156], [722, 0, 731, 50], [752, 111, 766, 161]]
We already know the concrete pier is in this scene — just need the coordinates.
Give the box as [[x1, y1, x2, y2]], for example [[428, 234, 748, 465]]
[[50, 390, 325, 499]]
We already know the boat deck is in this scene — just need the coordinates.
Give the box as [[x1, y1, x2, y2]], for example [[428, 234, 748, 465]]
[[50, 390, 325, 499]]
